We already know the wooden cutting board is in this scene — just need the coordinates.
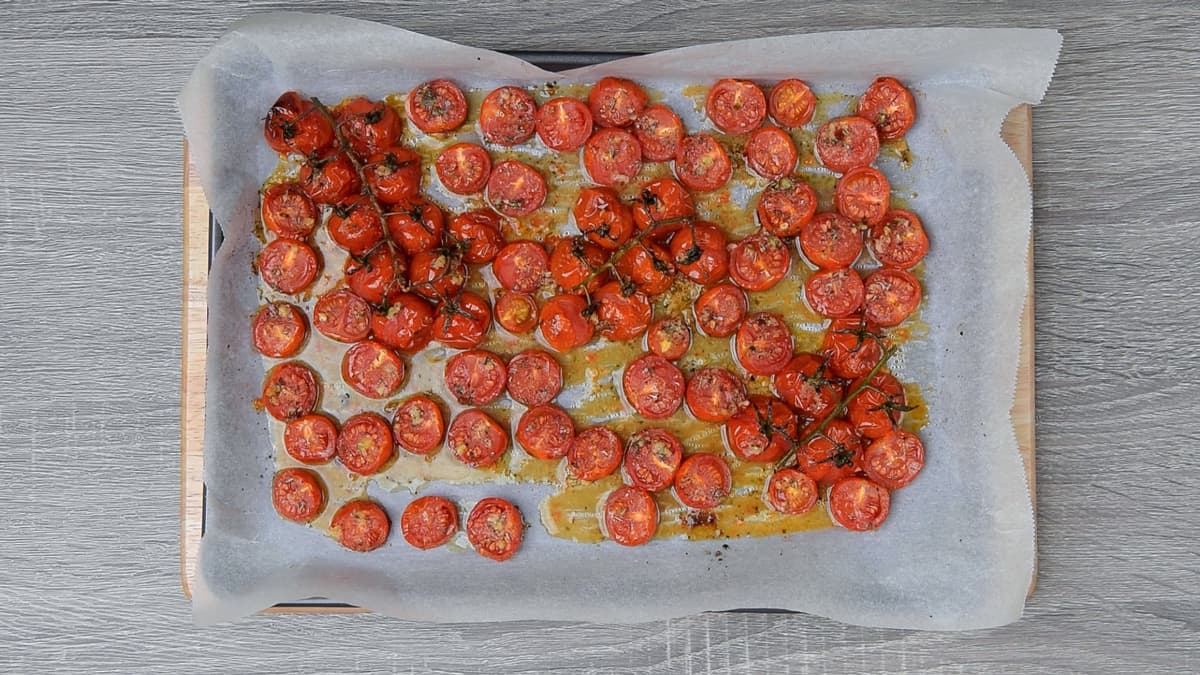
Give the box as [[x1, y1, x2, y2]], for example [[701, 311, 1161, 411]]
[[180, 104, 1037, 609]]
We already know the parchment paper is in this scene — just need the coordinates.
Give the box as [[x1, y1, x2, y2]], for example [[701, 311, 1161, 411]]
[[179, 13, 1060, 629]]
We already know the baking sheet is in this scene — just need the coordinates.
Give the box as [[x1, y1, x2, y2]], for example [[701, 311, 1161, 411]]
[[179, 13, 1060, 629]]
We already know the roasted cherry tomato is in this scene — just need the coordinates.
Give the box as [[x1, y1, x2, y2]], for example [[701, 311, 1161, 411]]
[[773, 353, 843, 420], [506, 349, 563, 407], [407, 250, 467, 301], [848, 371, 908, 440], [327, 196, 384, 255], [574, 186, 634, 250], [443, 349, 507, 406], [797, 418, 863, 485], [549, 236, 608, 294], [401, 495, 459, 550], [448, 209, 505, 264], [670, 222, 728, 285], [264, 91, 334, 155], [744, 126, 798, 179], [835, 166, 890, 226], [479, 86, 537, 146], [253, 302, 307, 358], [588, 77, 648, 128], [646, 316, 691, 361], [615, 241, 675, 295], [312, 290, 370, 343], [757, 178, 818, 237], [494, 239, 548, 294], [765, 468, 818, 515], [331, 499, 390, 552], [622, 354, 684, 420], [685, 366, 749, 423], [822, 315, 886, 379], [856, 76, 916, 141], [799, 212, 863, 269], [805, 267, 865, 318], [735, 312, 794, 376], [261, 361, 319, 421], [364, 146, 422, 205], [768, 79, 816, 128], [346, 246, 405, 306], [466, 497, 523, 561], [299, 148, 361, 204], [539, 293, 595, 352], [624, 428, 684, 492], [583, 128, 643, 187], [494, 291, 539, 334], [595, 281, 652, 341], [284, 413, 338, 464], [371, 292, 435, 352], [448, 409, 509, 468], [725, 395, 796, 463], [336, 412, 395, 475], [262, 183, 317, 240], [535, 96, 594, 151], [568, 426, 623, 481], [435, 142, 492, 195], [342, 340, 406, 399], [335, 96, 402, 158], [432, 291, 492, 349], [869, 209, 928, 269], [863, 268, 921, 326], [392, 395, 445, 455], [487, 159, 547, 217], [729, 231, 791, 292], [634, 104, 685, 161], [815, 116, 880, 174], [385, 199, 445, 257], [258, 238, 320, 295], [272, 468, 325, 523], [632, 177, 695, 240], [674, 453, 732, 510], [693, 282, 746, 338], [407, 79, 469, 134], [604, 485, 658, 546], [829, 477, 890, 531], [516, 404, 575, 460], [863, 430, 925, 489], [674, 134, 732, 192], [706, 78, 767, 134]]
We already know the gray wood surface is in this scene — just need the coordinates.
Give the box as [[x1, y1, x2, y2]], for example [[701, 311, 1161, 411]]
[[0, 1, 1197, 673]]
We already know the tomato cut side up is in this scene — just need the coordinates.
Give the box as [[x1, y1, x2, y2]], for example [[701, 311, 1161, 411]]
[[539, 293, 595, 352], [589, 77, 648, 129], [799, 212, 864, 269], [467, 497, 524, 561], [272, 468, 325, 523], [341, 340, 406, 399], [479, 86, 536, 146], [624, 428, 684, 492], [734, 312, 794, 376], [505, 349, 563, 407], [686, 366, 749, 423], [536, 97, 594, 152], [744, 126, 798, 179], [693, 283, 746, 338], [706, 78, 767, 134], [312, 290, 370, 343], [435, 142, 491, 195], [768, 79, 816, 128], [494, 291, 539, 334], [569, 426, 624, 481], [765, 468, 818, 515], [805, 267, 865, 318], [336, 412, 395, 475], [443, 349, 507, 406], [856, 76, 916, 141], [258, 239, 320, 295], [583, 128, 643, 187], [674, 134, 732, 192], [863, 268, 921, 327], [828, 477, 890, 531], [634, 104, 685, 161], [487, 160, 547, 217], [622, 354, 685, 420], [835, 166, 890, 226], [862, 430, 925, 489], [261, 183, 317, 240], [604, 485, 659, 546], [729, 231, 791, 292], [392, 395, 445, 455], [869, 209, 929, 269], [815, 116, 880, 174], [284, 413, 338, 464], [331, 499, 391, 552], [674, 453, 732, 510], [401, 495, 459, 550], [757, 178, 818, 237], [646, 317, 691, 361], [407, 79, 469, 134], [261, 361, 319, 421], [253, 302, 308, 358], [447, 409, 508, 468], [516, 404, 575, 460]]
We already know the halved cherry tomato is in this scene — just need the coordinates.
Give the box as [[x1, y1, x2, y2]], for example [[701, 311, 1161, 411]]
[[364, 146, 422, 205], [685, 366, 749, 423], [342, 340, 406, 399], [869, 209, 928, 269], [634, 104, 684, 161], [487, 160, 547, 217], [706, 79, 766, 134], [407, 250, 466, 301], [568, 426, 622, 481], [443, 349, 507, 406], [734, 312, 794, 376], [299, 149, 360, 205], [401, 495, 459, 550], [765, 468, 818, 515], [264, 91, 333, 155], [856, 76, 916, 141], [768, 79, 816, 128], [328, 196, 384, 255], [835, 166, 890, 226], [435, 142, 491, 195], [492, 241, 548, 293], [385, 199, 445, 257], [797, 418, 862, 485], [815, 116, 880, 174], [494, 291, 539, 334], [448, 209, 505, 264], [335, 97, 402, 158], [448, 409, 508, 468], [799, 212, 863, 269], [693, 282, 746, 338], [549, 236, 608, 293], [622, 354, 684, 420], [535, 97, 593, 151], [595, 281, 652, 341], [674, 134, 732, 192], [646, 316, 691, 361], [863, 430, 924, 489], [261, 362, 319, 421], [336, 412, 395, 475], [863, 268, 921, 327], [479, 86, 536, 146], [516, 404, 575, 460], [407, 79, 468, 134], [603, 485, 658, 546], [744, 126, 798, 179], [253, 302, 307, 358], [725, 395, 795, 463], [829, 476, 890, 531], [773, 353, 843, 420], [272, 468, 325, 523], [670, 223, 728, 285], [574, 186, 634, 250], [805, 267, 865, 318], [258, 239, 320, 295], [539, 293, 595, 352], [466, 497, 523, 561], [847, 371, 907, 440], [674, 453, 732, 510], [392, 395, 445, 455], [312, 290, 370, 343], [757, 178, 817, 237], [729, 232, 791, 292], [506, 349, 563, 407], [822, 315, 886, 379], [583, 128, 643, 187], [284, 413, 338, 464], [346, 246, 404, 306], [331, 499, 390, 552], [615, 241, 675, 295], [624, 428, 683, 491], [370, 292, 435, 352], [632, 177, 695, 240], [588, 77, 648, 128], [261, 183, 317, 240], [432, 291, 492, 349]]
